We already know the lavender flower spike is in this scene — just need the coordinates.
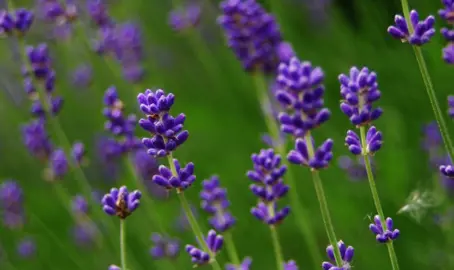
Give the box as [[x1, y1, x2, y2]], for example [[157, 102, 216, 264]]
[[339, 67, 382, 126], [200, 176, 236, 232], [101, 186, 141, 219], [152, 159, 196, 192], [185, 229, 223, 266], [137, 89, 189, 157], [225, 257, 252, 270], [345, 126, 383, 156], [387, 10, 435, 46], [322, 240, 354, 270], [288, 138, 333, 170], [369, 215, 400, 243]]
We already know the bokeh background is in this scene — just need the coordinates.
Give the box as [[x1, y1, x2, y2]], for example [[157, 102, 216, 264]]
[[0, 0, 453, 269]]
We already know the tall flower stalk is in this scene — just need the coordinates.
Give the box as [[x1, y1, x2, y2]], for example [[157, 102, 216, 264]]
[[339, 66, 400, 270], [387, 4, 454, 161], [137, 89, 222, 270]]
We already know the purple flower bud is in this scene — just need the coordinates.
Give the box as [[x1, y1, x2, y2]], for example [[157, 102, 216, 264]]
[[87, 0, 113, 27], [288, 138, 333, 170], [48, 148, 69, 180], [22, 120, 53, 161], [185, 230, 223, 266], [443, 44, 454, 64], [387, 10, 435, 46], [200, 176, 236, 232], [322, 240, 354, 270], [225, 257, 252, 270], [152, 159, 196, 192], [72, 221, 98, 247], [101, 186, 141, 219], [150, 233, 180, 259], [283, 260, 298, 270], [369, 215, 400, 243], [0, 180, 25, 229], [71, 64, 92, 88], [71, 142, 85, 165], [345, 126, 382, 156], [71, 195, 89, 216], [276, 42, 295, 63], [168, 4, 201, 32], [440, 164, 454, 178], [17, 238, 36, 259], [439, 0, 454, 24]]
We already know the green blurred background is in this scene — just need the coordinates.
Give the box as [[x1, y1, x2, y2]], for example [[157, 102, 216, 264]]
[[0, 0, 453, 269]]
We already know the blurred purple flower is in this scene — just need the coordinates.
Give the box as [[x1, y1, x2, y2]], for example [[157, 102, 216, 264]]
[[72, 221, 98, 247], [16, 238, 36, 259], [0, 180, 25, 229], [71, 64, 92, 88], [175, 204, 198, 232], [168, 4, 201, 32], [150, 233, 180, 259], [337, 155, 375, 182], [132, 149, 167, 199]]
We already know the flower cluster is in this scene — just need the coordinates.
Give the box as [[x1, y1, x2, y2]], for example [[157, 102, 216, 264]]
[[103, 86, 141, 154], [150, 233, 180, 259], [35, 0, 78, 40], [387, 10, 435, 46], [322, 241, 354, 270], [168, 4, 201, 32], [217, 0, 282, 73], [0, 180, 25, 229], [137, 89, 189, 157], [0, 8, 33, 37], [247, 149, 290, 225], [200, 176, 236, 232], [70, 195, 98, 247], [101, 186, 142, 219], [439, 0, 454, 63], [152, 159, 196, 192], [185, 230, 223, 266], [369, 215, 400, 243]]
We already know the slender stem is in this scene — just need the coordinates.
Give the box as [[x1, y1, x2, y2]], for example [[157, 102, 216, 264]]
[[304, 134, 343, 266], [252, 73, 322, 265], [120, 220, 127, 270], [166, 155, 222, 270], [269, 226, 284, 270], [359, 126, 400, 270], [223, 232, 241, 265], [399, 0, 454, 160]]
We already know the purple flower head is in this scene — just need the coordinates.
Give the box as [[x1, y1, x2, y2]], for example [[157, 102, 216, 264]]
[[0, 11, 14, 35], [0, 9, 33, 36], [133, 149, 167, 199], [71, 195, 89, 216], [444, 44, 454, 64], [101, 186, 142, 219], [345, 126, 382, 156], [185, 229, 223, 266], [322, 240, 354, 270], [247, 149, 290, 225], [30, 96, 63, 118], [339, 67, 382, 127], [113, 22, 143, 70], [338, 156, 375, 181], [226, 257, 252, 270], [47, 148, 69, 180], [71, 64, 92, 88], [121, 63, 145, 84], [150, 233, 180, 259], [87, 0, 113, 27], [387, 10, 435, 46], [72, 221, 98, 247], [22, 120, 53, 160], [218, 0, 282, 73], [283, 260, 298, 270], [439, 0, 454, 24], [275, 57, 330, 136], [36, 0, 65, 22], [17, 238, 36, 259], [441, 28, 454, 42], [200, 176, 236, 232], [152, 159, 196, 192], [26, 43, 52, 80], [138, 89, 189, 157], [369, 215, 400, 243], [168, 4, 201, 32], [0, 180, 25, 229], [108, 265, 121, 270], [288, 137, 333, 170]]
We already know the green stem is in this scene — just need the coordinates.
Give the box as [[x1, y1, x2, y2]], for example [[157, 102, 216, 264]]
[[166, 155, 222, 270], [359, 126, 400, 270], [252, 73, 322, 265], [304, 135, 343, 266], [270, 226, 284, 270], [399, 0, 454, 160], [120, 220, 127, 270], [223, 232, 241, 265]]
